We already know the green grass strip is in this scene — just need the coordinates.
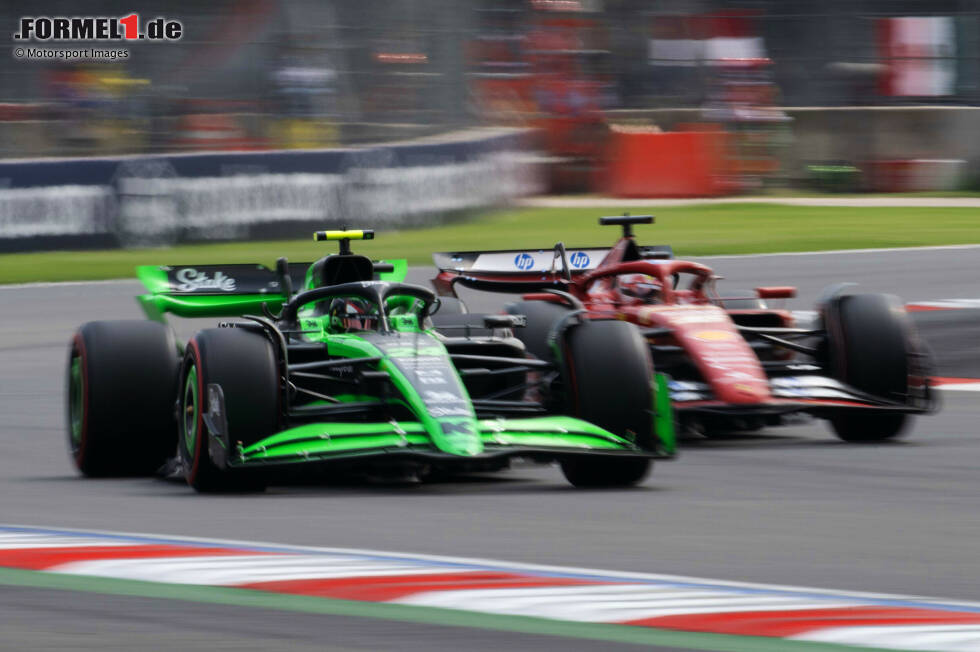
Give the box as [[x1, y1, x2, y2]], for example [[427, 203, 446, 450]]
[[2, 202, 978, 284], [0, 566, 892, 652]]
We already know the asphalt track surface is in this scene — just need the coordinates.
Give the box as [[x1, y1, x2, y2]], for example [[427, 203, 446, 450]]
[[1, 246, 979, 651]]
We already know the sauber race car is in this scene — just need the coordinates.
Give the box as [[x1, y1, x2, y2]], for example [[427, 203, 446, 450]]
[[66, 229, 675, 492], [432, 215, 936, 442]]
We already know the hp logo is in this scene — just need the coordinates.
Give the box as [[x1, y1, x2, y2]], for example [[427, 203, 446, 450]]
[[514, 253, 535, 270], [569, 251, 591, 269]]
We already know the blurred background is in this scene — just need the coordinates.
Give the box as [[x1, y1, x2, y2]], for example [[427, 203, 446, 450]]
[[1, 0, 978, 252]]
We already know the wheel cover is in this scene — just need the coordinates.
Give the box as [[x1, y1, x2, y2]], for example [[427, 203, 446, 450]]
[[68, 353, 84, 450], [183, 365, 199, 456]]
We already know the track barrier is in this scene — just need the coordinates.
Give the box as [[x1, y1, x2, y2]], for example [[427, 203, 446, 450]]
[[0, 129, 539, 252]]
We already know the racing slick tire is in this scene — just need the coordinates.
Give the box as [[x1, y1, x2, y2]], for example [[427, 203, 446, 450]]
[[824, 293, 912, 442], [180, 328, 278, 492], [506, 300, 572, 361], [67, 320, 179, 477], [558, 319, 654, 488]]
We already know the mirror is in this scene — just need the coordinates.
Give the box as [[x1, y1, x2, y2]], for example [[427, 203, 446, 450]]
[[755, 286, 797, 300]]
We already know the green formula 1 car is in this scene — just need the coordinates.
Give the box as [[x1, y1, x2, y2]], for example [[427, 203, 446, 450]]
[[66, 230, 675, 492]]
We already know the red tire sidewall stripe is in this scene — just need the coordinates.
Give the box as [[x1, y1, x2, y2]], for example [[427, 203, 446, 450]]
[[72, 333, 90, 468], [186, 338, 206, 484]]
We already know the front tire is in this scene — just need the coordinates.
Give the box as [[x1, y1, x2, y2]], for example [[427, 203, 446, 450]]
[[559, 319, 654, 487], [180, 328, 278, 492], [506, 300, 572, 361], [560, 456, 651, 488], [824, 293, 913, 442], [830, 412, 907, 442], [67, 320, 179, 477]]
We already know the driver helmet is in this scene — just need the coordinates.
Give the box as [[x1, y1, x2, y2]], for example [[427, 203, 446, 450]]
[[326, 297, 375, 332], [618, 273, 662, 303]]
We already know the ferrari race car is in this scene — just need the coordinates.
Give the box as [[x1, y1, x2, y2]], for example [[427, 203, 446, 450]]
[[432, 215, 936, 441], [66, 229, 675, 492]]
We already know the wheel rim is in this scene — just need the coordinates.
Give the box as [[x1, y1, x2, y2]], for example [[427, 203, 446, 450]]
[[183, 365, 199, 455], [68, 352, 84, 451]]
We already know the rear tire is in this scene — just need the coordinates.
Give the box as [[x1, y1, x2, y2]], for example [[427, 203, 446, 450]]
[[506, 300, 572, 361], [180, 328, 278, 492], [67, 320, 179, 477], [824, 293, 913, 442], [559, 320, 654, 487]]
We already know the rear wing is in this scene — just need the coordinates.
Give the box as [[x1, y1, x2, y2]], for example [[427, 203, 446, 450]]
[[432, 244, 673, 294], [136, 260, 407, 320], [434, 245, 672, 275]]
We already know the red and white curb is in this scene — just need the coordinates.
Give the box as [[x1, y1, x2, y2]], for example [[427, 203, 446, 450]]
[[791, 298, 980, 325], [792, 298, 980, 320], [4, 526, 980, 651], [906, 300, 980, 312], [930, 378, 980, 392]]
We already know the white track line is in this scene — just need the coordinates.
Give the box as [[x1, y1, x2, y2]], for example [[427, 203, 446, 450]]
[[517, 196, 980, 208], [695, 243, 980, 260], [793, 624, 980, 651], [0, 278, 135, 290], [0, 533, 135, 549]]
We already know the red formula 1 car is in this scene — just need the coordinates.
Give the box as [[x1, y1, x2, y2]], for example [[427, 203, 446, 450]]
[[433, 215, 936, 441]]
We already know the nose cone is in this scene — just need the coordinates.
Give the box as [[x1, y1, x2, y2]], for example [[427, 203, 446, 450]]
[[671, 324, 771, 404], [432, 417, 484, 456]]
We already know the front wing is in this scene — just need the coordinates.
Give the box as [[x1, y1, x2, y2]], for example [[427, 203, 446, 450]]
[[668, 374, 935, 416], [222, 416, 674, 471]]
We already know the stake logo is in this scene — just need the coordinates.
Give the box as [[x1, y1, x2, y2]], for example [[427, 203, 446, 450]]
[[174, 268, 236, 293], [14, 15, 182, 41]]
